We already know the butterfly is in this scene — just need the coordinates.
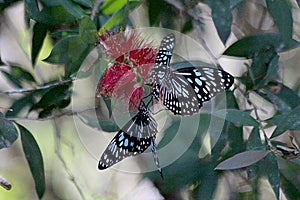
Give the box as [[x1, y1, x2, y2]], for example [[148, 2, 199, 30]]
[[98, 101, 163, 178], [148, 33, 234, 116]]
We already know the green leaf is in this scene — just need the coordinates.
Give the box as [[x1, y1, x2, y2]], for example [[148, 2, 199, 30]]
[[18, 124, 45, 199], [30, 84, 71, 111], [0, 112, 18, 149], [101, 0, 127, 14], [44, 35, 94, 76], [32, 22, 48, 66], [260, 84, 300, 113], [195, 169, 218, 199], [246, 127, 266, 151], [280, 172, 300, 199], [266, 0, 293, 41], [34, 6, 76, 26], [58, 0, 86, 18], [211, 0, 232, 44], [212, 109, 259, 127], [257, 55, 279, 86], [271, 106, 300, 138], [72, 0, 93, 8], [99, 1, 140, 32], [215, 150, 269, 170], [24, 0, 40, 19], [1, 66, 36, 88], [264, 152, 280, 199], [5, 93, 34, 117], [223, 33, 300, 58], [79, 16, 97, 44]]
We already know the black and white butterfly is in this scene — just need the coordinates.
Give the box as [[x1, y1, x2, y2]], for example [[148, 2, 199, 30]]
[[98, 101, 162, 177], [148, 33, 234, 116]]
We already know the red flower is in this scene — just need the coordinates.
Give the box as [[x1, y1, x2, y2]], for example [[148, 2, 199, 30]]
[[96, 63, 131, 97], [96, 30, 157, 111]]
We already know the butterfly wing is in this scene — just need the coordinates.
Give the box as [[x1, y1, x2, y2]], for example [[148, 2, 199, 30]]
[[98, 106, 158, 169], [149, 33, 175, 84], [159, 66, 234, 116]]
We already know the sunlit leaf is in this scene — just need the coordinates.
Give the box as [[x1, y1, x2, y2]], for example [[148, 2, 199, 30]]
[[101, 0, 127, 14], [0, 113, 18, 149], [212, 109, 259, 127], [18, 124, 45, 199], [99, 2, 140, 33], [215, 150, 269, 170]]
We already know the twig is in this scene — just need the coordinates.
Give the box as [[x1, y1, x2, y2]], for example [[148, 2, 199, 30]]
[[91, 0, 104, 20], [0, 79, 75, 95], [52, 119, 87, 200], [6, 107, 97, 121], [0, 176, 11, 190]]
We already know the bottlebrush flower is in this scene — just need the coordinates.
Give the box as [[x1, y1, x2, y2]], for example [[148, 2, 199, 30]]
[[96, 30, 156, 111]]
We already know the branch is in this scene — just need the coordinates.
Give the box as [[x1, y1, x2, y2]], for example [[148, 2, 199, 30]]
[[0, 79, 75, 95], [91, 0, 104, 20], [53, 119, 87, 200]]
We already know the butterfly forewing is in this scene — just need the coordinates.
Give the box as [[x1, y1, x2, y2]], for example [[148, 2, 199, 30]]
[[149, 33, 175, 84], [98, 105, 157, 170]]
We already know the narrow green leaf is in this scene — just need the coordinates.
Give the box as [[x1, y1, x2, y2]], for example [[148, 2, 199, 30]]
[[1, 71, 22, 88], [257, 55, 279, 86], [79, 16, 97, 44], [0, 113, 18, 149], [215, 150, 269, 170], [264, 153, 280, 199], [271, 106, 300, 138], [58, 0, 85, 18], [101, 0, 127, 14], [32, 22, 48, 66], [100, 4, 129, 32], [212, 109, 259, 127], [18, 124, 45, 199], [266, 0, 293, 41], [223, 34, 300, 58], [260, 84, 300, 113], [211, 1, 232, 44], [246, 127, 266, 151]]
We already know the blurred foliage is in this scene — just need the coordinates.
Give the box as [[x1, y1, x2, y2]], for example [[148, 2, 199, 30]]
[[0, 0, 300, 199]]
